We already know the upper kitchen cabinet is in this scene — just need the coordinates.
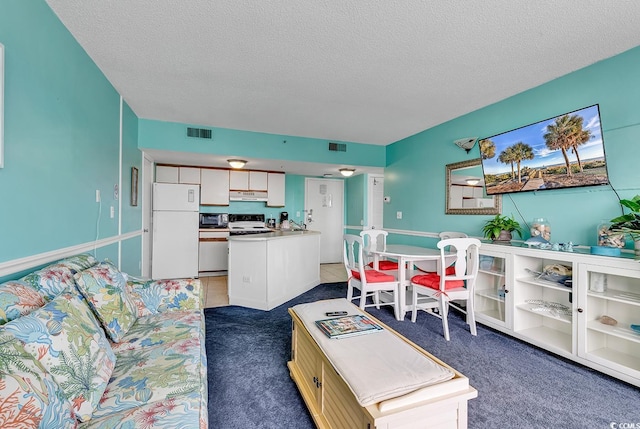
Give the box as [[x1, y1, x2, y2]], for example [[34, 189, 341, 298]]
[[155, 165, 179, 183], [201, 168, 230, 206], [229, 170, 268, 191], [178, 167, 201, 184], [155, 166, 200, 184], [267, 172, 285, 207]]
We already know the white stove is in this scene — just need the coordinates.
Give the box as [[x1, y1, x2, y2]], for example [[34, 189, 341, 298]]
[[228, 214, 272, 235]]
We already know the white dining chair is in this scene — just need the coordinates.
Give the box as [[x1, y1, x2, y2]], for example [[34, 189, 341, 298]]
[[343, 234, 400, 319], [410, 237, 481, 341], [359, 229, 399, 271], [439, 231, 468, 240], [413, 232, 468, 273]]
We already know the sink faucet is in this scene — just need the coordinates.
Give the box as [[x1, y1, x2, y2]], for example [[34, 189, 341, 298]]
[[289, 220, 306, 231]]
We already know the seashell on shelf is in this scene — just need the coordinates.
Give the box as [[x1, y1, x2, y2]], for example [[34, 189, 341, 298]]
[[598, 315, 618, 326]]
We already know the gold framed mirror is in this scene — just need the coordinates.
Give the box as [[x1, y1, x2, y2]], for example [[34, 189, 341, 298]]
[[445, 158, 502, 215]]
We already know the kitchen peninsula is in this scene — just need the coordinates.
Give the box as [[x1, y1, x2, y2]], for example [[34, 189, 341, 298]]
[[228, 230, 321, 310]]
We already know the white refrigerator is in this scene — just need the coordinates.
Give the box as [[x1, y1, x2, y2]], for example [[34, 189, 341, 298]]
[[151, 183, 200, 279]]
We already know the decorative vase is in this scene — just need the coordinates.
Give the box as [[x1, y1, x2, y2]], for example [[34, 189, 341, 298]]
[[530, 218, 551, 242]]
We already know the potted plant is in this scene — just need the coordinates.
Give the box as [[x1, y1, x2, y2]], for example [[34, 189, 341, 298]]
[[482, 214, 522, 242], [610, 195, 640, 255]]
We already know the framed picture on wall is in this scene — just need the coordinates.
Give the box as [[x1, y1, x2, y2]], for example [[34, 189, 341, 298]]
[[131, 167, 139, 206]]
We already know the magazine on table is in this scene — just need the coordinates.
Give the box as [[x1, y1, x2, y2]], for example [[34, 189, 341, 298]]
[[315, 314, 384, 339]]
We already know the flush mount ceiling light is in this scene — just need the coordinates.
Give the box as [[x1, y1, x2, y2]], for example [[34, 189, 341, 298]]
[[227, 159, 247, 169], [339, 168, 355, 177], [466, 178, 480, 186]]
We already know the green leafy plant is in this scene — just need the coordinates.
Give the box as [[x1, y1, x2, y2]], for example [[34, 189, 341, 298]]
[[482, 214, 522, 241], [610, 195, 640, 241]]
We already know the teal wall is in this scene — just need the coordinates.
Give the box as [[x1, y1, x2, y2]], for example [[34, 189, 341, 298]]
[[0, 2, 141, 271], [385, 45, 640, 247], [138, 119, 386, 168]]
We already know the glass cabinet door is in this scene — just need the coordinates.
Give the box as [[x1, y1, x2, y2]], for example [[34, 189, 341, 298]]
[[475, 250, 510, 329]]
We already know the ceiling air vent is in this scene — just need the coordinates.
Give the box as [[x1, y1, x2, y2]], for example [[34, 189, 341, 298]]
[[186, 127, 213, 139], [328, 142, 347, 152]]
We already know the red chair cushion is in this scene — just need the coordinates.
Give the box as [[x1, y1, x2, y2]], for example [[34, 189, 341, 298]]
[[351, 269, 396, 283], [411, 272, 464, 290], [416, 265, 457, 275], [367, 260, 399, 270]]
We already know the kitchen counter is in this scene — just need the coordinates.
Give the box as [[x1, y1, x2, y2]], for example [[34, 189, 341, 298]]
[[227, 230, 321, 310], [227, 230, 320, 241]]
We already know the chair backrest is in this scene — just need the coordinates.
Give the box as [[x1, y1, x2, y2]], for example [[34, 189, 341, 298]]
[[359, 229, 388, 253], [436, 238, 481, 292], [439, 231, 468, 240], [343, 234, 366, 278]]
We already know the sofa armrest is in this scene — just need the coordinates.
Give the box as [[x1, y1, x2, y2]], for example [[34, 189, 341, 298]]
[[126, 277, 203, 317]]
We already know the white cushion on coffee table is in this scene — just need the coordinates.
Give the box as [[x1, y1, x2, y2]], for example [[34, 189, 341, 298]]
[[291, 298, 454, 407]]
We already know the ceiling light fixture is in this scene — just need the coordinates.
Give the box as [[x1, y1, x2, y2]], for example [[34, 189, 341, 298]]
[[339, 168, 355, 177], [466, 178, 480, 186], [227, 159, 247, 169]]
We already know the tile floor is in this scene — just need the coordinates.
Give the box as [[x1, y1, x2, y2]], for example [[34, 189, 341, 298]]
[[201, 263, 347, 308]]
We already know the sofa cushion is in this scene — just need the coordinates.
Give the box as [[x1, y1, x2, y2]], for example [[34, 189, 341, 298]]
[[0, 333, 78, 428], [0, 280, 47, 325], [58, 253, 99, 273], [109, 310, 202, 353], [126, 278, 202, 317], [78, 395, 205, 428], [74, 262, 137, 343], [20, 264, 76, 300], [92, 332, 203, 419], [2, 289, 117, 422]]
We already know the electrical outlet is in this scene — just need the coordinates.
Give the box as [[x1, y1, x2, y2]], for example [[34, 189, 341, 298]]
[[396, 211, 402, 219], [242, 275, 251, 283], [110, 206, 115, 218], [296, 211, 301, 218]]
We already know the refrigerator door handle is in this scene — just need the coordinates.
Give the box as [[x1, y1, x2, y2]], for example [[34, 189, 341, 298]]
[[188, 189, 195, 203]]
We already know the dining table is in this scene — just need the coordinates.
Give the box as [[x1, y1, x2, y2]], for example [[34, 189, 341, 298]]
[[371, 244, 455, 321]]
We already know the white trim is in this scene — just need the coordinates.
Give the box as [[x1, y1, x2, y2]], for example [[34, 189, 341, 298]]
[[118, 96, 123, 267], [0, 43, 4, 168], [0, 231, 142, 278]]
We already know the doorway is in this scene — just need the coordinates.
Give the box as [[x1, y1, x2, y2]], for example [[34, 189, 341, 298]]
[[304, 178, 344, 263], [142, 154, 154, 278], [367, 175, 385, 230]]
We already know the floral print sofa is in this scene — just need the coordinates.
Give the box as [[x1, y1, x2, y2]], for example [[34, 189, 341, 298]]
[[0, 254, 207, 428]]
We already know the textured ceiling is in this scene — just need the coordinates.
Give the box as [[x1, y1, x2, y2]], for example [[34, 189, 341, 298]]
[[45, 1, 640, 150]]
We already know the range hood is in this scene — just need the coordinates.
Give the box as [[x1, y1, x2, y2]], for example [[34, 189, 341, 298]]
[[229, 191, 268, 202]]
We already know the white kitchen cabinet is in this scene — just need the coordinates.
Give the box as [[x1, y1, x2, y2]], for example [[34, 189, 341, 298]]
[[198, 230, 229, 273], [475, 249, 512, 330], [229, 170, 249, 190], [200, 169, 229, 206], [178, 167, 201, 184], [229, 170, 268, 191], [249, 171, 268, 191], [267, 172, 285, 207], [578, 262, 640, 384], [155, 166, 179, 183], [475, 243, 640, 387]]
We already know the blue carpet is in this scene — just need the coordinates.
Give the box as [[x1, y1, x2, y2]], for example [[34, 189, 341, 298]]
[[205, 282, 639, 428]]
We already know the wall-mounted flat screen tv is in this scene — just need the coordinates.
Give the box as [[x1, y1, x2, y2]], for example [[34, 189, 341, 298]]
[[478, 104, 609, 196]]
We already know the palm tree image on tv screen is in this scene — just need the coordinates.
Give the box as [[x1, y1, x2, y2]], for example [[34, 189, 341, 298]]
[[479, 105, 609, 195]]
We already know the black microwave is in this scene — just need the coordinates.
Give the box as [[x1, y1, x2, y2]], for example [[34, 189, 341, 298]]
[[199, 213, 228, 228]]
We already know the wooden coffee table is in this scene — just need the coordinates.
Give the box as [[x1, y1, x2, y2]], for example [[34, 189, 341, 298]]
[[287, 299, 477, 429]]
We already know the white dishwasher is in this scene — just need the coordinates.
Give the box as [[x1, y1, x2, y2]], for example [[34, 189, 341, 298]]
[[198, 230, 229, 274]]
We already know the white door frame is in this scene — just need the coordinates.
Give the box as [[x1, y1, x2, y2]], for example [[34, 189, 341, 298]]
[[366, 174, 385, 230], [141, 153, 154, 278], [304, 177, 345, 264]]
